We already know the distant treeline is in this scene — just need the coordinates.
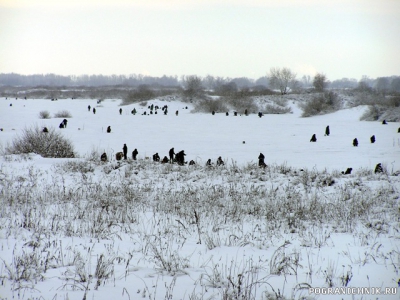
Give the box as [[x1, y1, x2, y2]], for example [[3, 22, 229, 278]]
[[0, 73, 180, 87], [1, 73, 400, 94]]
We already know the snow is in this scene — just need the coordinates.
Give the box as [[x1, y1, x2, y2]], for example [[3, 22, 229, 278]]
[[0, 96, 399, 300], [1, 98, 399, 171]]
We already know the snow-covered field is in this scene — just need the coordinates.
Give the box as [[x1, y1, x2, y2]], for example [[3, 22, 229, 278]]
[[0, 96, 399, 299]]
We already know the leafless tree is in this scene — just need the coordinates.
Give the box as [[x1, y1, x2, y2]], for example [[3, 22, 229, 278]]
[[268, 67, 297, 95], [313, 73, 329, 92], [375, 77, 389, 95], [182, 75, 205, 99], [302, 75, 312, 88]]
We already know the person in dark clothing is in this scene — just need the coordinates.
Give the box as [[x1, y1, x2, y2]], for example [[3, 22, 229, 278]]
[[258, 153, 267, 168], [123, 144, 128, 160], [353, 138, 358, 147], [153, 153, 160, 162], [310, 134, 317, 142], [63, 119, 68, 128], [343, 167, 352, 175], [217, 156, 224, 166], [101, 152, 107, 162], [370, 135, 376, 143], [119, 108, 122, 115], [88, 105, 91, 111], [374, 163, 383, 174], [132, 148, 138, 160], [175, 150, 186, 165], [325, 126, 330, 136], [169, 147, 175, 163], [107, 126, 111, 133]]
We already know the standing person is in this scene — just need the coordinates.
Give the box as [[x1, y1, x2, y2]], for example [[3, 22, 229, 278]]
[[325, 126, 330, 136], [123, 144, 128, 160], [132, 148, 138, 160], [88, 105, 91, 111], [119, 108, 122, 115], [169, 147, 175, 163]]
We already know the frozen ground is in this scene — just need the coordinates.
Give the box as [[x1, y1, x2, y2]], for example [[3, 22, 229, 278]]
[[0, 96, 399, 300]]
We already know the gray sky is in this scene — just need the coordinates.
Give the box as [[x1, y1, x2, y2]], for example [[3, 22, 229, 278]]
[[1, 0, 399, 80]]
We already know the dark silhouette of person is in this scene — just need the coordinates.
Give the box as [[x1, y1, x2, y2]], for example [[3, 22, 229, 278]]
[[63, 119, 68, 128], [206, 159, 212, 166], [107, 126, 111, 133], [153, 153, 160, 162], [226, 112, 229, 116], [123, 144, 128, 160], [175, 150, 186, 165], [169, 147, 175, 163], [176, 110, 179, 116], [93, 107, 96, 114], [353, 138, 358, 147], [88, 105, 91, 111], [343, 167, 352, 175], [217, 156, 224, 166], [244, 109, 248, 116], [325, 126, 330, 136], [212, 111, 215, 115], [42, 127, 48, 133], [310, 134, 317, 142], [132, 148, 138, 160], [382, 120, 387, 125], [119, 108, 122, 115], [101, 152, 107, 162], [370, 135, 376, 143], [374, 163, 383, 174], [59, 122, 65, 129], [258, 153, 267, 168]]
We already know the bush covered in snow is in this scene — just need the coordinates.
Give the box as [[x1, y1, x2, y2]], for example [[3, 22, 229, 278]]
[[192, 98, 229, 113], [54, 110, 72, 118], [299, 91, 342, 117], [38, 110, 51, 119], [5, 125, 75, 158]]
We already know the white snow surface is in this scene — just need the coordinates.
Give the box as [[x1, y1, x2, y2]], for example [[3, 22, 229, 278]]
[[0, 97, 399, 300], [1, 97, 399, 171]]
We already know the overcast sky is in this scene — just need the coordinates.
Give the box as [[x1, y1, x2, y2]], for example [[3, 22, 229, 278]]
[[1, 0, 399, 81]]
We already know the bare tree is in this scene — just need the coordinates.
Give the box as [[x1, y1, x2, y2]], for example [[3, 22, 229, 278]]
[[182, 75, 204, 99], [375, 77, 389, 95], [302, 75, 312, 88], [268, 67, 297, 95], [313, 73, 329, 92], [390, 77, 400, 93]]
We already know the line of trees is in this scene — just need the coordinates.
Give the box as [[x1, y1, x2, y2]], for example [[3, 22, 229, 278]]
[[1, 72, 399, 94]]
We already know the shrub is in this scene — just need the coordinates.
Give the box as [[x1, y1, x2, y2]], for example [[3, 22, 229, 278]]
[[349, 91, 384, 107], [5, 125, 75, 158], [192, 98, 229, 113], [263, 104, 292, 114], [300, 91, 342, 117], [54, 110, 72, 118], [38, 110, 51, 119], [360, 105, 400, 122], [122, 85, 156, 105], [226, 96, 259, 114]]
